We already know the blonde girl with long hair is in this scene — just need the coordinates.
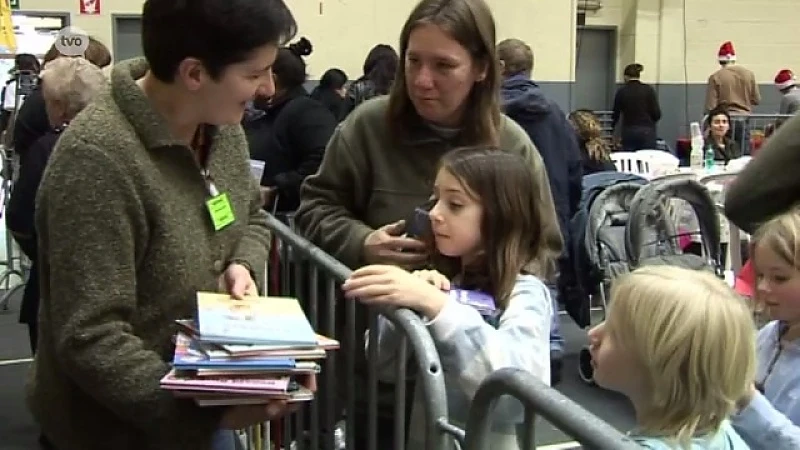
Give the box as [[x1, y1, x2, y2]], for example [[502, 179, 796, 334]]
[[732, 208, 800, 449], [589, 266, 754, 449]]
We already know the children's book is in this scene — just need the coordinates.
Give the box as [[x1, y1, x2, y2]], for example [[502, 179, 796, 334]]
[[195, 292, 318, 346]]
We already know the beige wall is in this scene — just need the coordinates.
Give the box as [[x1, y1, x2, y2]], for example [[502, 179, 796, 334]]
[[490, 0, 575, 82], [16, 0, 576, 82], [584, 0, 800, 84], [16, 0, 799, 84], [644, 0, 800, 84]]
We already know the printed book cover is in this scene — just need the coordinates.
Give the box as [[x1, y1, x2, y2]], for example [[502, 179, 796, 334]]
[[172, 333, 297, 371], [160, 369, 293, 394], [175, 319, 340, 356], [196, 292, 318, 346]]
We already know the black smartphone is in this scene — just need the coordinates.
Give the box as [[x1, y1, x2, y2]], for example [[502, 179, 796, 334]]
[[405, 206, 432, 239]]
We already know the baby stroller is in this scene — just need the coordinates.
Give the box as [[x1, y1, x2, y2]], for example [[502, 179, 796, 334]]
[[625, 177, 723, 274], [577, 176, 723, 384], [567, 171, 649, 330]]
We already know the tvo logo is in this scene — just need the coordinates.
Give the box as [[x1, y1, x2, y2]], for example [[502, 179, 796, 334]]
[[54, 27, 91, 57]]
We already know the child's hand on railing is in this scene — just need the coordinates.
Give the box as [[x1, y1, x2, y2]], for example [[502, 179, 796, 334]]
[[342, 264, 449, 318], [412, 269, 451, 291]]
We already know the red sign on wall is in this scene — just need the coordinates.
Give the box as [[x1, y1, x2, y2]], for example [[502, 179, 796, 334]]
[[79, 0, 100, 15]]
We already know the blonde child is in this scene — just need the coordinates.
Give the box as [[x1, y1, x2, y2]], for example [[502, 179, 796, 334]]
[[343, 146, 556, 450], [732, 209, 800, 449], [588, 266, 755, 449]]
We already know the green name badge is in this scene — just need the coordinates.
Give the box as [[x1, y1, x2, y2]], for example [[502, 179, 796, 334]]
[[206, 193, 235, 231]]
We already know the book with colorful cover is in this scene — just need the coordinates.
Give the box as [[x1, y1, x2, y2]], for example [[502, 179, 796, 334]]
[[195, 292, 318, 346], [182, 389, 315, 406], [175, 319, 339, 357], [160, 369, 294, 394], [193, 364, 320, 377], [164, 370, 319, 406], [172, 333, 298, 371]]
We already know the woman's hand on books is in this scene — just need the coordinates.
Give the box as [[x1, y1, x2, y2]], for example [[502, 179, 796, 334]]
[[342, 264, 449, 318], [219, 263, 258, 299], [220, 401, 299, 429], [412, 269, 451, 291]]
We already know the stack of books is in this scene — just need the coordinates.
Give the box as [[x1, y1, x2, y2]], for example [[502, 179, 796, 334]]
[[161, 292, 338, 406]]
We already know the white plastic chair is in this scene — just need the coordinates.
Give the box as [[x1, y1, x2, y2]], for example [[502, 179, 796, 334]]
[[725, 156, 752, 172], [610, 152, 652, 177], [637, 150, 680, 177]]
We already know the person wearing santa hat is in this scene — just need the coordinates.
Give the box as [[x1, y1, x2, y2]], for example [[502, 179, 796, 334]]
[[705, 41, 760, 154], [775, 69, 800, 115], [705, 41, 760, 114]]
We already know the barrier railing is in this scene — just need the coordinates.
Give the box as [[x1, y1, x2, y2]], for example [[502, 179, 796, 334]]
[[259, 213, 451, 450], [710, 113, 793, 155], [463, 368, 640, 450], [0, 145, 26, 311], [259, 213, 642, 450], [595, 110, 614, 139]]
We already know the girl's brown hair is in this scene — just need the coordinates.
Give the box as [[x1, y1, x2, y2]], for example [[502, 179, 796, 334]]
[[432, 146, 551, 308], [387, 0, 501, 146]]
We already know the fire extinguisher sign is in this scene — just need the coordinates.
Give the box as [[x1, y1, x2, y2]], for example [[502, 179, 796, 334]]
[[79, 0, 100, 15]]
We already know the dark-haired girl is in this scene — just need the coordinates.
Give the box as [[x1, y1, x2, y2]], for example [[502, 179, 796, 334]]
[[344, 146, 554, 449]]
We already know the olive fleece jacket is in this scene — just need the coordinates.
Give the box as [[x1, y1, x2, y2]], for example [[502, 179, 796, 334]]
[[294, 96, 563, 272], [26, 58, 270, 450]]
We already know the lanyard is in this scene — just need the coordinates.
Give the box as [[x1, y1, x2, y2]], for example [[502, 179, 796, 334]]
[[192, 124, 219, 197], [756, 322, 789, 394], [201, 169, 220, 197]]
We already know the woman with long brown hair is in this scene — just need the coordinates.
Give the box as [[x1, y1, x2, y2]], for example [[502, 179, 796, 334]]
[[294, 0, 561, 446], [569, 109, 617, 174]]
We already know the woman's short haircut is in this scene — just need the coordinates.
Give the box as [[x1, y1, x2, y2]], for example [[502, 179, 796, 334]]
[[497, 38, 533, 77], [40, 57, 108, 120], [141, 0, 297, 82]]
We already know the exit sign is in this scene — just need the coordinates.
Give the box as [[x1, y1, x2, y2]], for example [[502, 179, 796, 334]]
[[9, 0, 20, 10]]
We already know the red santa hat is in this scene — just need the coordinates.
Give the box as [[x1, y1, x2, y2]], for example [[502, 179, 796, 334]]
[[775, 69, 796, 90], [718, 41, 736, 63]]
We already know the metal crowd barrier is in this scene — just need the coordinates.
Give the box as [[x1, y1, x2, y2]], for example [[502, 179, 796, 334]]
[[251, 213, 451, 450], [250, 213, 644, 450], [713, 113, 793, 155], [594, 110, 615, 139], [462, 368, 640, 450], [0, 145, 27, 311]]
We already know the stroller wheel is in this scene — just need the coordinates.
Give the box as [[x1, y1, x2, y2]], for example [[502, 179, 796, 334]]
[[578, 346, 596, 386]]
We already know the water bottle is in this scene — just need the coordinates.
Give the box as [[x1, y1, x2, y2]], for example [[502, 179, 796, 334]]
[[704, 146, 716, 172], [690, 122, 704, 169]]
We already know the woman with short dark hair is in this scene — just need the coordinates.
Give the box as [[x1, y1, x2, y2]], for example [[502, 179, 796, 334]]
[[26, 1, 299, 449], [612, 63, 662, 151]]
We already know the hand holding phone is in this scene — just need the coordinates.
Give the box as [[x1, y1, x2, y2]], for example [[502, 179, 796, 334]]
[[405, 206, 433, 240]]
